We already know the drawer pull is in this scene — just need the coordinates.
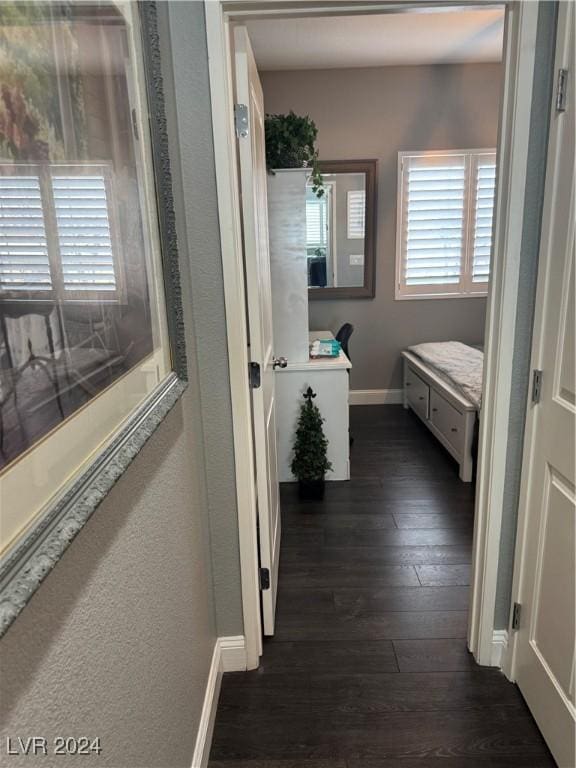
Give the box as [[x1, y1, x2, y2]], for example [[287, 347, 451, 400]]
[[451, 427, 458, 433], [432, 407, 438, 412], [419, 396, 425, 401], [406, 382, 411, 387]]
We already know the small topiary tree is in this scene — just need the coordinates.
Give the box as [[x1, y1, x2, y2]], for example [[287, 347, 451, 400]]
[[291, 388, 332, 489]]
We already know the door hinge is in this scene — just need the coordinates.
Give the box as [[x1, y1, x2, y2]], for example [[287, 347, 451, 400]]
[[556, 68, 569, 113], [249, 362, 261, 389], [511, 602, 521, 631], [259, 567, 270, 590], [532, 369, 543, 404], [234, 103, 249, 138]]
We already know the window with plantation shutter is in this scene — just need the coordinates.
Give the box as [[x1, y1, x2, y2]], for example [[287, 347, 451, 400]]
[[347, 189, 365, 239], [396, 149, 496, 299], [52, 174, 117, 295], [0, 175, 52, 294], [0, 165, 120, 301], [306, 196, 327, 249]]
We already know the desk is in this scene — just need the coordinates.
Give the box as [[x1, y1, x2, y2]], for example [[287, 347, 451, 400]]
[[275, 331, 351, 482]]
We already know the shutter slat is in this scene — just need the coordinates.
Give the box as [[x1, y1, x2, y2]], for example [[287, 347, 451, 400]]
[[347, 189, 365, 239], [472, 157, 496, 283], [52, 174, 117, 292], [402, 155, 466, 287], [0, 175, 52, 292]]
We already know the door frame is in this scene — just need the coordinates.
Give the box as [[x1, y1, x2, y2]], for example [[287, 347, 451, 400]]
[[506, 0, 574, 683], [205, 0, 540, 671]]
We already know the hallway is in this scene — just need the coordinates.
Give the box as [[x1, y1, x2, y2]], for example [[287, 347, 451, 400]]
[[209, 405, 554, 766]]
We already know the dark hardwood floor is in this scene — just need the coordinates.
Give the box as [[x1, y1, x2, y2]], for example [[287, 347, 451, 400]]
[[209, 405, 554, 767]]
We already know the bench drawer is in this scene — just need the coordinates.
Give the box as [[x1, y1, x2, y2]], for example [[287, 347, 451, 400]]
[[430, 389, 465, 456], [406, 366, 429, 421]]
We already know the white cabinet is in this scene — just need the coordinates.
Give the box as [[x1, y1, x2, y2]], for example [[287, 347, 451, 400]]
[[267, 169, 310, 363], [275, 334, 351, 482], [267, 167, 352, 483]]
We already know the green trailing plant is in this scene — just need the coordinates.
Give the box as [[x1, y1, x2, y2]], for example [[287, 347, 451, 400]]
[[291, 388, 333, 481], [264, 111, 324, 197]]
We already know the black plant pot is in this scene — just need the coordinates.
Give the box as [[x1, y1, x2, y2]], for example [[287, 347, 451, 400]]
[[298, 479, 325, 501]]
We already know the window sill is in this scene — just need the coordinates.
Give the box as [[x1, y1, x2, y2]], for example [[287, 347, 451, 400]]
[[395, 291, 489, 301]]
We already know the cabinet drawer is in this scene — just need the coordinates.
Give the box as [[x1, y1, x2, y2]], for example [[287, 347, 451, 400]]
[[430, 389, 465, 455], [406, 366, 429, 421]]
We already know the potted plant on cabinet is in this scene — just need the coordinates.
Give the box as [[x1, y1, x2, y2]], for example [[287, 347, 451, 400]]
[[264, 111, 324, 198], [291, 387, 332, 500]]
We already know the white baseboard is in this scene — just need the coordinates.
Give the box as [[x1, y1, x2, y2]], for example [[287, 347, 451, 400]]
[[219, 635, 247, 672], [491, 629, 509, 668], [350, 389, 404, 406], [191, 635, 246, 768]]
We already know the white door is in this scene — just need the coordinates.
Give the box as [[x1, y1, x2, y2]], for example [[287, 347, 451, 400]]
[[512, 6, 575, 766], [234, 26, 281, 636]]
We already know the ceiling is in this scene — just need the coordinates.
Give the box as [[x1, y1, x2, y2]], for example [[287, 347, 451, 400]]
[[246, 8, 505, 71]]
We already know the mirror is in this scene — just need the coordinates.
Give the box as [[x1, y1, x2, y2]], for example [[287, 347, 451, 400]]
[[307, 160, 377, 299]]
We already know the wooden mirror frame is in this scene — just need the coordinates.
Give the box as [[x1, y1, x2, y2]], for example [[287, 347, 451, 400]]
[[308, 159, 377, 300]]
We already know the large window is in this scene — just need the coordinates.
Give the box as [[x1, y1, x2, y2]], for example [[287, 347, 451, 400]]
[[396, 149, 497, 299]]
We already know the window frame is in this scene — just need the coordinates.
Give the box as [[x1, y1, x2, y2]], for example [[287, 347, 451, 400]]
[[395, 148, 497, 300]]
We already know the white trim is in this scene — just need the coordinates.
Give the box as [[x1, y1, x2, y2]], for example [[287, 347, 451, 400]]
[[191, 640, 222, 768], [190, 635, 246, 768], [219, 635, 247, 672], [468, 1, 539, 667], [349, 388, 403, 405], [205, 1, 262, 670], [491, 629, 509, 669]]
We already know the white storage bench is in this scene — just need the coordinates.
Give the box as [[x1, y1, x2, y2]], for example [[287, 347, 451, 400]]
[[401, 350, 477, 482]]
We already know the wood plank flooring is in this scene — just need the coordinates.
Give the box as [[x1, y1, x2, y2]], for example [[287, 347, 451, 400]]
[[209, 405, 554, 767]]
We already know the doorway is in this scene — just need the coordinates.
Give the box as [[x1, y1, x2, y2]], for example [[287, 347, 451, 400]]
[[205, 0, 566, 758]]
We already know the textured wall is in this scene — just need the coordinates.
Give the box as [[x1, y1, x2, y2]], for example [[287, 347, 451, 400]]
[[261, 64, 502, 390], [0, 399, 215, 768], [0, 3, 240, 765], [493, 1, 558, 629]]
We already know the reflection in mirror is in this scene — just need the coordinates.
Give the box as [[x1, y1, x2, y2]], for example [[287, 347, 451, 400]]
[[306, 160, 376, 299], [0, 2, 170, 476], [306, 173, 366, 289]]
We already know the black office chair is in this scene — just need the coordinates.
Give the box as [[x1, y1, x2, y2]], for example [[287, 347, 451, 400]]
[[336, 323, 354, 449], [336, 323, 354, 362]]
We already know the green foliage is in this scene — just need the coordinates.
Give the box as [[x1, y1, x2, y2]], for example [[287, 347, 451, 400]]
[[265, 111, 325, 198], [291, 391, 333, 481]]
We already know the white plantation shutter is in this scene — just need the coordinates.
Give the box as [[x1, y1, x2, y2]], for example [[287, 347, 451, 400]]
[[0, 165, 119, 300], [397, 150, 495, 298], [347, 189, 365, 239], [470, 154, 496, 284], [0, 175, 52, 293], [306, 196, 327, 248], [401, 154, 466, 288], [52, 175, 117, 293]]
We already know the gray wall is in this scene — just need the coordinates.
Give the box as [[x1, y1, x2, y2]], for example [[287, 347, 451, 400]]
[[162, 1, 243, 637], [0, 3, 242, 765], [262, 64, 502, 390], [493, 1, 558, 629]]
